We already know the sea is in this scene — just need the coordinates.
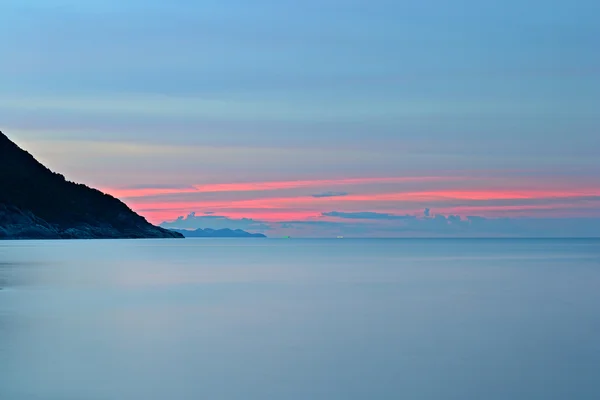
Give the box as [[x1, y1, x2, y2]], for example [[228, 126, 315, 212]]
[[1, 238, 599, 400]]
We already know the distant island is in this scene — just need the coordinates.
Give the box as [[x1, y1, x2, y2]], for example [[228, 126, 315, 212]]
[[0, 131, 183, 239], [171, 228, 267, 238]]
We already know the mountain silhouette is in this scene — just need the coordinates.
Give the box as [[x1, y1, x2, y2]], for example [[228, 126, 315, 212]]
[[0, 131, 183, 239], [170, 228, 266, 238]]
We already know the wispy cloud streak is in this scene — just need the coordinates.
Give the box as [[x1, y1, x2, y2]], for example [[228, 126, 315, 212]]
[[104, 176, 454, 198]]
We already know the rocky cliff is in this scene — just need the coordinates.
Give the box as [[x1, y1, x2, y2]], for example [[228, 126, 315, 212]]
[[0, 131, 183, 239]]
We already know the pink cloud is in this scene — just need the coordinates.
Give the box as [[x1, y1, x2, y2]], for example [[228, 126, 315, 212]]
[[131, 187, 600, 224], [102, 176, 455, 199]]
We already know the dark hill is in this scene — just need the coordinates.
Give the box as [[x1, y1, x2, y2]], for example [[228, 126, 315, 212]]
[[171, 228, 267, 238], [0, 131, 183, 239]]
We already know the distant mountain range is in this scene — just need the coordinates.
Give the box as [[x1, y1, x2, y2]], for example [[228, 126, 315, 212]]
[[0, 131, 183, 239], [171, 228, 266, 238]]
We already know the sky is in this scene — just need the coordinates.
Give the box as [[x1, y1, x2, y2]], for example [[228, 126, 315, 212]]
[[1, 0, 599, 237]]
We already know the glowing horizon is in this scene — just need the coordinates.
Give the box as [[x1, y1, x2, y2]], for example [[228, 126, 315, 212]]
[[97, 177, 600, 225]]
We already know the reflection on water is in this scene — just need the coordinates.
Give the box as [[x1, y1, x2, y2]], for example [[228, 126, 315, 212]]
[[1, 239, 600, 400]]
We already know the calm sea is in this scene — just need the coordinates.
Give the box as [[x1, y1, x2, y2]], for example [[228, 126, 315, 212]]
[[1, 238, 599, 399]]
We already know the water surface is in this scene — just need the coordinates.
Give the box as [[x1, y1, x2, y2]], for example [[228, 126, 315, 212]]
[[1, 239, 599, 399]]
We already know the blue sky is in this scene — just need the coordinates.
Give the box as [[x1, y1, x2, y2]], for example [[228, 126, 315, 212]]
[[1, 0, 599, 236]]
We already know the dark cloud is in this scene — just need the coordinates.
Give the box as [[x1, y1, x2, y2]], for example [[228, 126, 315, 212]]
[[322, 211, 415, 220], [160, 212, 271, 232], [313, 210, 600, 237], [311, 191, 348, 198], [278, 220, 347, 227]]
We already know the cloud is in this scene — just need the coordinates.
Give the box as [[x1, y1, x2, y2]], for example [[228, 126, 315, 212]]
[[322, 211, 415, 220], [159, 209, 600, 237], [160, 212, 271, 232], [120, 183, 196, 190], [280, 209, 600, 237], [311, 191, 348, 198], [105, 176, 448, 199]]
